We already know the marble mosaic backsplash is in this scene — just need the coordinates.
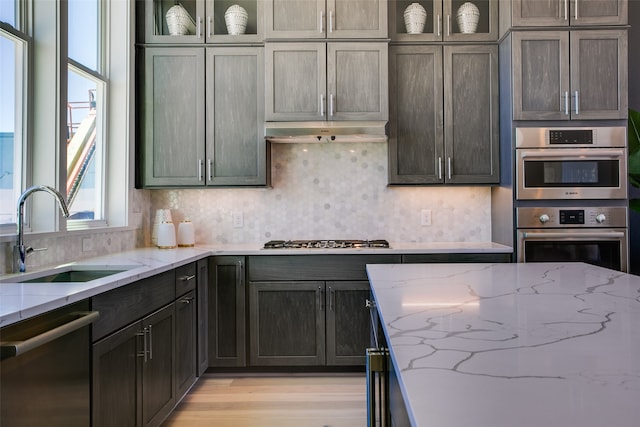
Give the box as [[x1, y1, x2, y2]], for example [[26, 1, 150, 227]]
[[150, 142, 492, 245]]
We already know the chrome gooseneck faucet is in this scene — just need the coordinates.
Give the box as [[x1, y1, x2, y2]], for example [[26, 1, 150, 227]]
[[14, 185, 70, 273]]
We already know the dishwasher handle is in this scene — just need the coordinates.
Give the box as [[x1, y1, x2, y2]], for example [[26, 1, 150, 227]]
[[1, 310, 99, 359]]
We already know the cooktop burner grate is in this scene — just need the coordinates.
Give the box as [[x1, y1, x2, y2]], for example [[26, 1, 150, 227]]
[[263, 239, 390, 249]]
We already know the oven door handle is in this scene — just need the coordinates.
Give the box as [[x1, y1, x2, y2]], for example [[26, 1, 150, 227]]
[[519, 149, 625, 159], [522, 231, 626, 239]]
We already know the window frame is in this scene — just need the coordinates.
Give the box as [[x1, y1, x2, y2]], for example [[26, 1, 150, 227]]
[[0, 0, 133, 241]]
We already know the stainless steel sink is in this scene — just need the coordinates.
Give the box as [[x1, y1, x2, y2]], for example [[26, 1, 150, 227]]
[[1, 265, 137, 283], [21, 269, 128, 283]]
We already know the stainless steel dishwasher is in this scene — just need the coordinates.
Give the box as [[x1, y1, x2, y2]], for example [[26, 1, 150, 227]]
[[1, 300, 99, 427]]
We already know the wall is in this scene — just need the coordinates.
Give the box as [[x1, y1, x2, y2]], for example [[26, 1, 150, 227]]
[[149, 142, 492, 245], [629, 0, 639, 275]]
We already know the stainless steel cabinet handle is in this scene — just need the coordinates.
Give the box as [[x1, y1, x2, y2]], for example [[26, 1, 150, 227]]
[[447, 157, 452, 180], [148, 324, 153, 360], [564, 91, 569, 115], [180, 274, 196, 282], [574, 90, 579, 115], [137, 327, 148, 362], [198, 159, 203, 181], [208, 159, 213, 181], [328, 286, 334, 312], [181, 296, 194, 304], [320, 94, 325, 117], [564, 0, 568, 20], [329, 94, 334, 117], [0, 311, 99, 358], [197, 16, 202, 39], [447, 15, 451, 36], [438, 157, 442, 180], [575, 0, 579, 19], [317, 286, 323, 311], [320, 10, 324, 33], [437, 15, 441, 37], [329, 10, 333, 33], [207, 16, 212, 38], [237, 260, 244, 286]]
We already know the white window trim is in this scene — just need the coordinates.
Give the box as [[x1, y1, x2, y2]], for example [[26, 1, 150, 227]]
[[0, 0, 134, 242]]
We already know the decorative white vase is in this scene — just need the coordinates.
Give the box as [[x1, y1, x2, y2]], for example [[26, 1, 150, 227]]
[[456, 2, 480, 34], [225, 5, 248, 35], [403, 3, 427, 35]]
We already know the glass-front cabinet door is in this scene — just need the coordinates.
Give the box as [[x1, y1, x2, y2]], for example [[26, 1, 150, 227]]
[[141, 0, 261, 43], [389, 0, 497, 42], [511, 0, 627, 27]]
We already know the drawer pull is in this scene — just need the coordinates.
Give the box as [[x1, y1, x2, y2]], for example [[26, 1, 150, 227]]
[[180, 274, 196, 282]]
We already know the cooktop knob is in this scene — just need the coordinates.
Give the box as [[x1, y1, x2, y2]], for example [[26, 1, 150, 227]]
[[539, 214, 550, 224], [595, 213, 606, 223]]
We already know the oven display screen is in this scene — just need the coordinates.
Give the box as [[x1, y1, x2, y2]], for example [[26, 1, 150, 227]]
[[543, 161, 598, 184], [549, 129, 593, 145]]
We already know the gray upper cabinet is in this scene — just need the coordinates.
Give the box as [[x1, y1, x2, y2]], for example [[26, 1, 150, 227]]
[[140, 47, 268, 188], [512, 30, 628, 121], [389, 44, 499, 184], [141, 48, 205, 187], [264, 0, 387, 39], [206, 47, 268, 186], [139, 0, 262, 43], [265, 42, 388, 121], [510, 0, 627, 27], [390, 0, 498, 42]]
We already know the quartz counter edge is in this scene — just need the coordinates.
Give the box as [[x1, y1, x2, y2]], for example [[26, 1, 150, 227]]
[[0, 242, 511, 327]]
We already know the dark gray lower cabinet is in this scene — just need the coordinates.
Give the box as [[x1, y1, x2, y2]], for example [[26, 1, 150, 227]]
[[208, 256, 246, 367], [92, 304, 176, 427], [326, 281, 370, 366], [249, 281, 326, 366], [196, 258, 209, 375], [175, 290, 196, 400]]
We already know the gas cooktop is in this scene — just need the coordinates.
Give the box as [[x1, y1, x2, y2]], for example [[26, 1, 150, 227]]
[[263, 239, 390, 249]]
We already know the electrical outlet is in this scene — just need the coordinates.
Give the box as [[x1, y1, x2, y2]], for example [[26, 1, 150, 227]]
[[420, 209, 432, 226], [232, 211, 244, 228]]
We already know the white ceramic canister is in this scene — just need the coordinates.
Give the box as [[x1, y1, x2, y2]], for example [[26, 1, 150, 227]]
[[177, 219, 196, 247], [224, 5, 248, 35], [152, 209, 173, 245], [157, 221, 177, 249]]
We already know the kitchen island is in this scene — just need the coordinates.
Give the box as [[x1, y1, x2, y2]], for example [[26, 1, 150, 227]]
[[366, 262, 640, 427]]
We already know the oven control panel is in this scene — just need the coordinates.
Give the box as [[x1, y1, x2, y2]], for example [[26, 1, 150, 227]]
[[517, 207, 627, 228]]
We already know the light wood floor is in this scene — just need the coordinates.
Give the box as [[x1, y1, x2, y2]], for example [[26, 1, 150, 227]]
[[161, 373, 367, 427]]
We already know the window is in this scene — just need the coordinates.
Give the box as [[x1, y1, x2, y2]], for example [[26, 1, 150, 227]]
[[0, 0, 132, 239], [67, 0, 105, 222], [0, 6, 26, 227]]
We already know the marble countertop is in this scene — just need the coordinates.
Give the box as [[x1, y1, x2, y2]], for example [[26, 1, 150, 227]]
[[366, 262, 640, 427], [0, 241, 511, 327]]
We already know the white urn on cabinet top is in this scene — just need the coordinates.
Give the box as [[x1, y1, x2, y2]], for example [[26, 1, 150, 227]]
[[404, 3, 427, 34], [456, 2, 480, 34]]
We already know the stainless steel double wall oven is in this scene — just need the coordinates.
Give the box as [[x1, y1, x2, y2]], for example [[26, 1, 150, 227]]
[[515, 126, 629, 272]]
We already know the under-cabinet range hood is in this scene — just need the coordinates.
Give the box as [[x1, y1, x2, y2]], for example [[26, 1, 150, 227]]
[[265, 121, 388, 143]]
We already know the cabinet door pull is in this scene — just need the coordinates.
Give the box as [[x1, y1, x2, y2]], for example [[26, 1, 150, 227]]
[[329, 10, 333, 33], [181, 296, 194, 304], [320, 94, 325, 117], [137, 327, 148, 362], [207, 16, 212, 38], [448, 157, 452, 180], [574, 0, 578, 20], [438, 157, 442, 180], [317, 286, 323, 311], [329, 94, 334, 117], [180, 274, 196, 282], [447, 15, 451, 37], [198, 159, 203, 181], [197, 16, 202, 39], [437, 15, 441, 37], [564, 91, 569, 115], [574, 90, 579, 115], [564, 0, 568, 21], [237, 260, 244, 286], [148, 324, 153, 360], [329, 286, 334, 312], [320, 10, 324, 33], [208, 159, 213, 181]]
